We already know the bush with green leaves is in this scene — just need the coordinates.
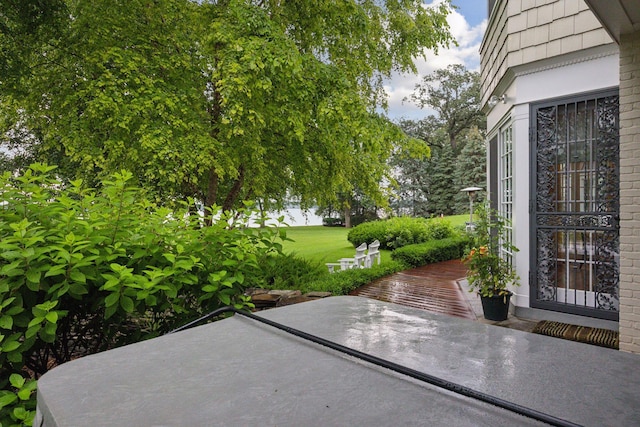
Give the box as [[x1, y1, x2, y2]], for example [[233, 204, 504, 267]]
[[260, 253, 327, 290], [347, 217, 456, 250], [391, 236, 471, 268], [301, 260, 408, 296], [0, 164, 284, 426]]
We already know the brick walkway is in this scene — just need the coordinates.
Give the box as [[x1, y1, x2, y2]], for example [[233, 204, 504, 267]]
[[350, 259, 476, 320]]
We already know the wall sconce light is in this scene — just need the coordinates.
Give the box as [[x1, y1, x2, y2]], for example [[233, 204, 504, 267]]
[[488, 94, 506, 108]]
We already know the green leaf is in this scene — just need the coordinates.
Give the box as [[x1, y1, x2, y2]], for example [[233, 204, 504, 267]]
[[69, 282, 89, 296], [104, 304, 118, 320], [0, 297, 16, 309], [102, 278, 120, 290], [26, 269, 41, 284], [44, 265, 66, 278], [0, 315, 14, 329], [70, 270, 86, 283], [45, 311, 59, 323], [36, 301, 58, 312], [40, 321, 57, 343], [202, 284, 219, 293], [104, 292, 119, 308], [219, 293, 231, 305], [13, 405, 28, 420], [0, 392, 17, 409], [27, 317, 44, 328], [120, 295, 134, 313], [17, 380, 37, 400], [25, 325, 41, 339], [9, 374, 25, 389], [2, 340, 21, 352]]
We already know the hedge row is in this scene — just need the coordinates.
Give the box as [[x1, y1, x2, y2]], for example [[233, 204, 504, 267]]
[[390, 236, 471, 268], [347, 217, 456, 250], [301, 260, 408, 296]]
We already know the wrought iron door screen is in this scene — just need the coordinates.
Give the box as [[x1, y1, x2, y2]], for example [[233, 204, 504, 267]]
[[531, 91, 619, 320]]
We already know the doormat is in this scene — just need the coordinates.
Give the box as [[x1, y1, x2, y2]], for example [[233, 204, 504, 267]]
[[532, 320, 618, 350]]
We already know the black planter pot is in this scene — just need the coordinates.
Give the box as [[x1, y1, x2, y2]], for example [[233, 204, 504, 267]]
[[480, 292, 512, 321]]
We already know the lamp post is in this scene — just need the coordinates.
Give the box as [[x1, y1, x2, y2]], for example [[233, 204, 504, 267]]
[[460, 187, 483, 231]]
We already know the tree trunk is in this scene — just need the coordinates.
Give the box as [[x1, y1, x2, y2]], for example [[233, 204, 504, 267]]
[[204, 169, 219, 226], [222, 165, 246, 212], [343, 204, 352, 228]]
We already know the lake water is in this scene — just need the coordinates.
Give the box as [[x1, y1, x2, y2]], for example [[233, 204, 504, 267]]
[[249, 208, 324, 227]]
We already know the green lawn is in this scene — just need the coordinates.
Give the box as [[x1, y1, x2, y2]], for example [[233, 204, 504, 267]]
[[280, 226, 371, 264], [280, 214, 469, 265]]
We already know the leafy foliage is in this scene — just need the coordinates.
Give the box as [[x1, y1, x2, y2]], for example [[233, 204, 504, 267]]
[[301, 261, 407, 296], [260, 254, 327, 290], [405, 64, 484, 151], [463, 203, 520, 297], [391, 236, 471, 268], [1, 0, 454, 214], [0, 164, 284, 426], [347, 217, 456, 250]]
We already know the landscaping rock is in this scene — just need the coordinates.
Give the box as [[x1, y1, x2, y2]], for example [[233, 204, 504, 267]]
[[304, 292, 332, 298]]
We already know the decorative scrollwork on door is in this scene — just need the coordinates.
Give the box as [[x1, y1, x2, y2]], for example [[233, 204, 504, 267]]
[[531, 92, 619, 320]]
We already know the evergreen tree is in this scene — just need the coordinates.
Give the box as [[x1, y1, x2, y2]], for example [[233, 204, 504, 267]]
[[453, 127, 487, 214], [389, 155, 431, 217], [427, 142, 456, 216]]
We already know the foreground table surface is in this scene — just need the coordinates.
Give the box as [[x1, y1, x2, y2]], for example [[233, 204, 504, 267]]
[[36, 296, 640, 426]]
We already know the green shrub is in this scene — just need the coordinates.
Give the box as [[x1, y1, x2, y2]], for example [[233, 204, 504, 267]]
[[322, 218, 344, 227], [425, 218, 456, 240], [347, 220, 388, 247], [301, 260, 407, 295], [348, 217, 456, 250], [391, 236, 471, 268], [260, 253, 327, 290], [0, 164, 285, 426]]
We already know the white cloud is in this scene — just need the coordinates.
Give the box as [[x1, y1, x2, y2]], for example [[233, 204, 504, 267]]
[[384, 5, 487, 121]]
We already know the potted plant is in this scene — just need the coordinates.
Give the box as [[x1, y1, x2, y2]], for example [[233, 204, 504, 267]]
[[463, 203, 520, 321]]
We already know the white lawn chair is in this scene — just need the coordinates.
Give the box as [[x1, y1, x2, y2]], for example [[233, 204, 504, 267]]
[[366, 240, 381, 267], [341, 242, 367, 269], [326, 243, 367, 272]]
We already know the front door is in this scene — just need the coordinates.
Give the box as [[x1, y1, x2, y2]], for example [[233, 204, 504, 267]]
[[531, 90, 619, 320]]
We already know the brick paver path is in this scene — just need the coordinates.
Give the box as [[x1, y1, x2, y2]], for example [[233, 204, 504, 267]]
[[350, 259, 476, 320]]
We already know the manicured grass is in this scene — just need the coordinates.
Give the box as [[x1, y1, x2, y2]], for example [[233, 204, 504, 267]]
[[444, 214, 471, 228], [280, 226, 372, 264], [280, 214, 469, 265]]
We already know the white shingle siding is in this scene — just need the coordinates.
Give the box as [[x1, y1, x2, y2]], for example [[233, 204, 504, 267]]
[[481, 0, 614, 104]]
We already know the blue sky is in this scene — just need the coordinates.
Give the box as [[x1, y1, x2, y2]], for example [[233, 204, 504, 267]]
[[385, 0, 487, 121], [452, 0, 488, 27]]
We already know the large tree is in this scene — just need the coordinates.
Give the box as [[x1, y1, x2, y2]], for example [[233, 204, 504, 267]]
[[406, 63, 483, 152], [1, 0, 453, 215]]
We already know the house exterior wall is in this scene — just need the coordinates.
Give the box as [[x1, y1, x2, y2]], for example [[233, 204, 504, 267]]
[[486, 53, 619, 314], [482, 0, 621, 329], [481, 0, 612, 104], [618, 30, 640, 353]]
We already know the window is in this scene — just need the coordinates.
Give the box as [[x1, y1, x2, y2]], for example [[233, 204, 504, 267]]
[[498, 124, 513, 262]]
